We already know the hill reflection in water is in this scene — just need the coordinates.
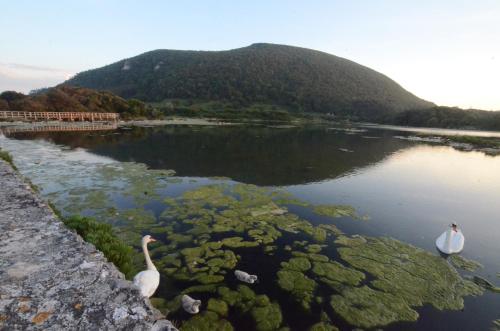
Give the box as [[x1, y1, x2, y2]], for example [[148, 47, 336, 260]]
[[6, 125, 410, 186]]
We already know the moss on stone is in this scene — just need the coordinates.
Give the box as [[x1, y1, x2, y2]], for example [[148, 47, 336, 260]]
[[330, 286, 419, 328]]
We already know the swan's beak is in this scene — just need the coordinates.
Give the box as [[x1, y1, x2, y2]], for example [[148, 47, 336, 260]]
[[150, 238, 157, 242]]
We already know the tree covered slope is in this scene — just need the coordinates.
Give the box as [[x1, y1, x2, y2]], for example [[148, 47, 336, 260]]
[[64, 43, 433, 116]]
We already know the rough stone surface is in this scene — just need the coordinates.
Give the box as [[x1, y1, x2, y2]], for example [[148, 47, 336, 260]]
[[0, 160, 177, 330]]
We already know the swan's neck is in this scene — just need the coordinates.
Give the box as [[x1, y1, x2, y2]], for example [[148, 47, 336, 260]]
[[142, 242, 157, 271]]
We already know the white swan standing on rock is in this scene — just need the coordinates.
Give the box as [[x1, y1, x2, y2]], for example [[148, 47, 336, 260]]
[[235, 270, 258, 284], [182, 295, 201, 314], [133, 235, 160, 297]]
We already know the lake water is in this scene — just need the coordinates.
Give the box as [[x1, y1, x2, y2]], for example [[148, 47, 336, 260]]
[[1, 124, 499, 330]]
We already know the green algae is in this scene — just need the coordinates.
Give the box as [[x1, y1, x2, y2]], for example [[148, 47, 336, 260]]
[[332, 235, 484, 327], [449, 254, 483, 272], [221, 237, 260, 248], [334, 234, 366, 246], [149, 297, 169, 316], [470, 276, 500, 293], [330, 285, 419, 328], [306, 244, 323, 254], [312, 205, 357, 219], [492, 319, 500, 331], [181, 311, 233, 331], [207, 298, 229, 316], [311, 261, 365, 290], [277, 269, 316, 310], [183, 284, 219, 294], [281, 257, 311, 272], [217, 285, 258, 311], [308, 322, 339, 331], [250, 301, 283, 331], [291, 251, 329, 263]]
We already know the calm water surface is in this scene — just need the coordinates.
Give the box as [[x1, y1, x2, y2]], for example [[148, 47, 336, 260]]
[[1, 124, 499, 330]]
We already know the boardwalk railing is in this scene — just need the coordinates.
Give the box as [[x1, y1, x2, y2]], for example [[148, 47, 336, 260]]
[[0, 111, 119, 122], [0, 123, 118, 134]]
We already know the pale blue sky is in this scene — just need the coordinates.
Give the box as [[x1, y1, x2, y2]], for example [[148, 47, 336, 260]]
[[1, 0, 499, 109]]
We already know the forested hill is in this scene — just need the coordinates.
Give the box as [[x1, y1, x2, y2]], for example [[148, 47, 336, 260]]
[[64, 43, 433, 117]]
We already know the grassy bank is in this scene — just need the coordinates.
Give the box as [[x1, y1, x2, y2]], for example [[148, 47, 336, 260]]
[[0, 148, 17, 170]]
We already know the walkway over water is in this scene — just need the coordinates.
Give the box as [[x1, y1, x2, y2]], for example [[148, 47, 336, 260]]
[[0, 122, 118, 134], [0, 110, 119, 122], [0, 160, 175, 330]]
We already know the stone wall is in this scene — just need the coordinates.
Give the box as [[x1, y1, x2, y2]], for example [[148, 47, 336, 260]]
[[0, 160, 176, 330]]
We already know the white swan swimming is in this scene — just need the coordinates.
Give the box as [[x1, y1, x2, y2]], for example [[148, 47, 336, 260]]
[[234, 270, 258, 284], [133, 235, 160, 297], [436, 222, 464, 254], [182, 294, 201, 314]]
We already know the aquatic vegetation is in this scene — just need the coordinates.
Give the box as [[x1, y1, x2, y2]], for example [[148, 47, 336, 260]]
[[62, 215, 136, 278], [312, 205, 357, 219], [449, 254, 483, 272], [281, 257, 311, 272], [277, 269, 317, 310], [250, 301, 282, 331], [207, 298, 229, 316], [332, 235, 483, 327], [469, 276, 500, 293], [2, 136, 494, 330], [221, 236, 260, 248], [311, 261, 365, 291], [0, 148, 16, 170], [291, 251, 329, 262], [181, 311, 233, 331], [492, 319, 500, 331], [308, 322, 339, 331], [330, 285, 419, 328], [149, 297, 169, 315]]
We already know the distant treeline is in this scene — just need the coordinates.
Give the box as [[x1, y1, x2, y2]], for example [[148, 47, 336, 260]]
[[376, 106, 500, 131], [0, 86, 161, 120]]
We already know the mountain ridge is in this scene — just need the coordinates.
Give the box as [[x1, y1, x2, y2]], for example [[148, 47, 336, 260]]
[[63, 43, 433, 117]]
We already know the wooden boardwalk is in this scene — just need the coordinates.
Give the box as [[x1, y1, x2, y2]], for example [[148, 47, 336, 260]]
[[0, 110, 119, 122], [0, 123, 118, 134]]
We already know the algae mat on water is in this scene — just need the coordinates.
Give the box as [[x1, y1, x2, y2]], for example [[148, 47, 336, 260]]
[[0, 138, 487, 330], [331, 235, 483, 328]]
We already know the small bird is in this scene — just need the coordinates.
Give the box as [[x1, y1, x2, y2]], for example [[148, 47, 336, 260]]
[[182, 294, 201, 314], [234, 270, 258, 284], [133, 235, 160, 297]]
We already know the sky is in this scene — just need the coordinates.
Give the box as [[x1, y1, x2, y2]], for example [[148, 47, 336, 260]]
[[1, 0, 499, 110]]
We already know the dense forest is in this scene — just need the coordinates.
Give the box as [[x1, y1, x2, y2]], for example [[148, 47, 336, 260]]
[[378, 106, 500, 131], [0, 86, 160, 119], [64, 43, 432, 116]]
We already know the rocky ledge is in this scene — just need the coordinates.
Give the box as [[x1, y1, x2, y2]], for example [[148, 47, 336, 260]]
[[0, 160, 176, 330]]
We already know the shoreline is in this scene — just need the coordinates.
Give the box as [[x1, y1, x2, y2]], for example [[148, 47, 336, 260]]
[[0, 159, 176, 330]]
